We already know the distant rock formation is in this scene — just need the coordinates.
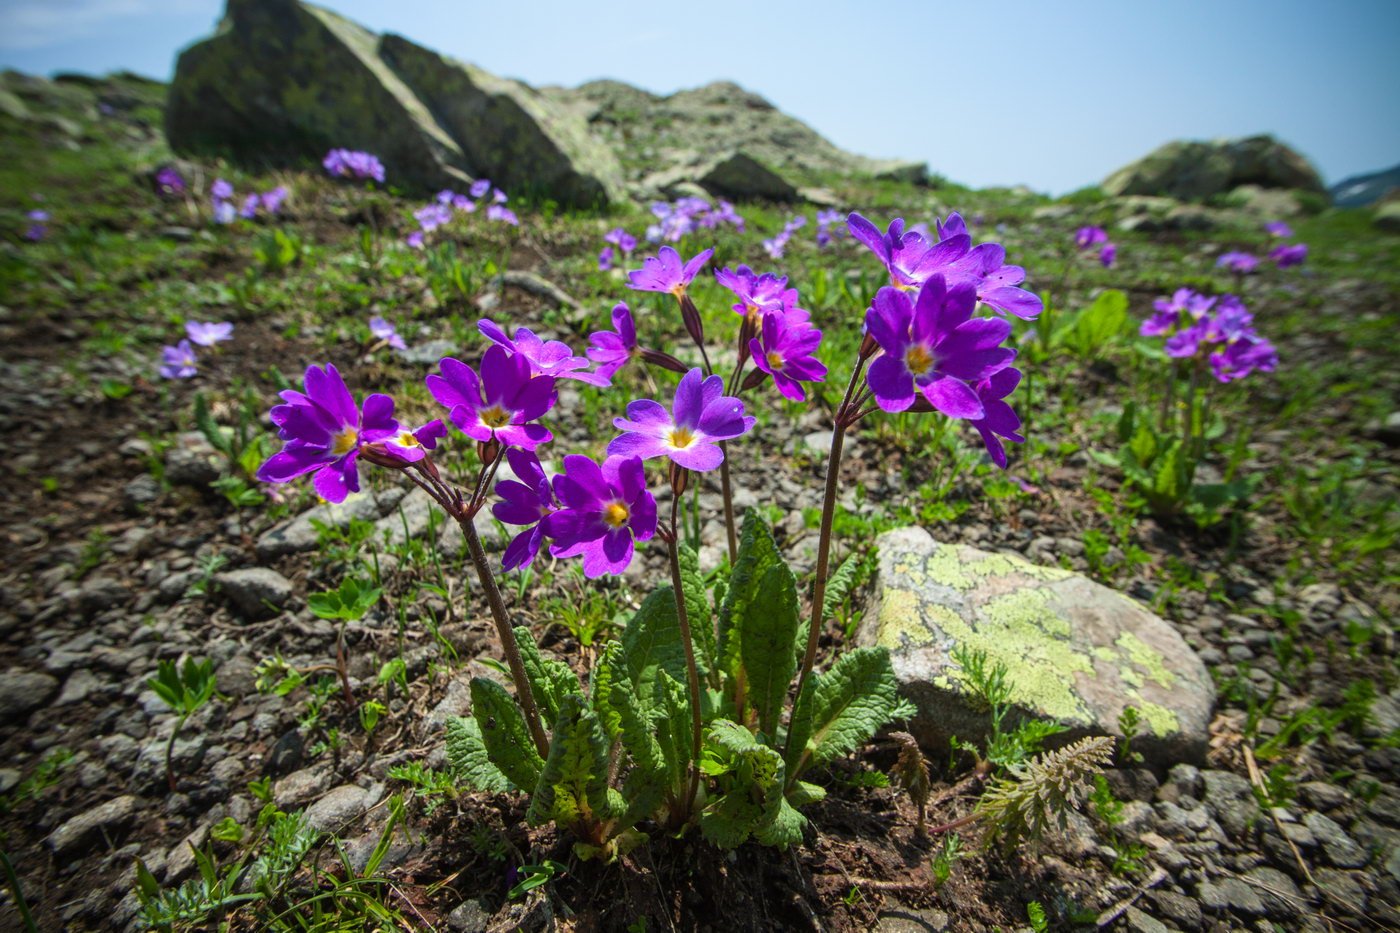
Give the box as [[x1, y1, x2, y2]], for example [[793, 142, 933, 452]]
[[167, 0, 623, 207], [167, 0, 921, 204], [1330, 163, 1400, 208], [1103, 135, 1326, 202]]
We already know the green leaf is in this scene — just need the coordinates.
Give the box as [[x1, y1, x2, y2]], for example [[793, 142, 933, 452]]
[[753, 796, 806, 848], [445, 715, 514, 793], [1153, 440, 1184, 503], [1128, 422, 1158, 467], [739, 560, 801, 738], [468, 678, 544, 792], [514, 625, 582, 724], [784, 647, 900, 780], [621, 586, 699, 700], [699, 720, 787, 849], [718, 511, 785, 682], [1063, 289, 1128, 358], [786, 780, 827, 808], [821, 553, 861, 622], [677, 544, 716, 678], [526, 694, 614, 835], [193, 393, 233, 457]]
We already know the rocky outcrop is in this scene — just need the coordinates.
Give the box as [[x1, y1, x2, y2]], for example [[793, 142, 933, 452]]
[[1332, 163, 1400, 208], [167, 0, 619, 206], [855, 527, 1215, 765], [547, 78, 927, 196], [1103, 135, 1326, 201]]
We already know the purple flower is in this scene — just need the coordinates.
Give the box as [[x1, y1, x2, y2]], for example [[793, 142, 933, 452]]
[[256, 364, 398, 503], [323, 149, 385, 183], [847, 212, 972, 291], [604, 227, 637, 254], [1264, 221, 1293, 238], [941, 241, 1043, 319], [1075, 226, 1108, 249], [627, 246, 714, 298], [155, 167, 185, 196], [436, 189, 457, 205], [1216, 251, 1259, 274], [211, 178, 234, 201], [212, 201, 236, 225], [608, 368, 755, 472], [546, 455, 657, 578], [478, 319, 609, 386], [185, 321, 233, 347], [750, 311, 827, 402], [967, 366, 1024, 469], [369, 316, 407, 351], [1210, 336, 1277, 383], [864, 276, 1015, 419], [452, 193, 475, 212], [414, 203, 452, 232], [598, 246, 614, 271], [426, 346, 556, 451], [261, 186, 289, 214], [23, 209, 48, 242], [384, 419, 446, 463], [1099, 243, 1117, 268], [469, 179, 492, 199], [486, 204, 519, 226], [405, 231, 425, 250], [1164, 320, 1210, 358], [491, 188, 508, 205], [158, 339, 199, 379], [239, 193, 260, 220], [587, 303, 638, 381], [714, 264, 789, 319], [493, 448, 558, 570], [1269, 243, 1307, 268]]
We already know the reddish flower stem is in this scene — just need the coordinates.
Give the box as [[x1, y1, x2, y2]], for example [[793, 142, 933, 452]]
[[665, 478, 706, 820]]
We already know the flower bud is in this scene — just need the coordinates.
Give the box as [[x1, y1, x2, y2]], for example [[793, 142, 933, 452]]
[[859, 329, 879, 360], [741, 368, 768, 392], [477, 437, 501, 465], [679, 293, 706, 348], [639, 347, 689, 374], [669, 462, 689, 497]]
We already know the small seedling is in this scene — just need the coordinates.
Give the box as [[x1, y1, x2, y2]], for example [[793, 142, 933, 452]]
[[147, 658, 218, 791]]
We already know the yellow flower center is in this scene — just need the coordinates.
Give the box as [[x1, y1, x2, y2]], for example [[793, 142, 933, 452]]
[[667, 427, 696, 450], [904, 344, 934, 377], [330, 426, 359, 456], [395, 430, 420, 448], [603, 501, 630, 528], [479, 405, 512, 429], [669, 284, 687, 299], [766, 351, 785, 371]]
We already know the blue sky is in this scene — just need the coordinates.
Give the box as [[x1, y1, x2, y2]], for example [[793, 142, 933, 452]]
[[3, 0, 1397, 194]]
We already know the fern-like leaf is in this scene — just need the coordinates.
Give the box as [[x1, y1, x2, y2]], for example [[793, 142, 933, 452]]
[[975, 735, 1115, 850]]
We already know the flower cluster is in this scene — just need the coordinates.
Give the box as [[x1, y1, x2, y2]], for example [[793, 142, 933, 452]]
[[369, 315, 407, 351], [598, 227, 637, 271], [1216, 251, 1259, 275], [23, 208, 48, 242], [210, 179, 287, 224], [848, 212, 1043, 320], [763, 215, 807, 260], [1140, 288, 1277, 382], [714, 264, 826, 400], [405, 180, 517, 248], [1074, 225, 1116, 268], [645, 197, 744, 242], [155, 167, 186, 197], [814, 209, 845, 247], [1263, 220, 1308, 269], [158, 320, 234, 379], [323, 149, 385, 183]]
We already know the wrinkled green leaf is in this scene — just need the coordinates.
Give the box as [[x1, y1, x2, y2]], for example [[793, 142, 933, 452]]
[[469, 678, 543, 792], [527, 694, 614, 834], [514, 625, 582, 724], [785, 647, 900, 780], [445, 714, 514, 793], [739, 561, 800, 738]]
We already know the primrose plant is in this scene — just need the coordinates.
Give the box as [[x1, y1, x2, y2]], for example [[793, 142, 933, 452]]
[[254, 210, 1037, 858]]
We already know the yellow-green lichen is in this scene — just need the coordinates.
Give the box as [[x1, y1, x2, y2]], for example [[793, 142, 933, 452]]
[[875, 590, 952, 649], [1128, 697, 1179, 736], [1116, 631, 1177, 689]]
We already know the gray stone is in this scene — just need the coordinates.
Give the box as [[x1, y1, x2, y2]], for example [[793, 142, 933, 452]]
[[1201, 770, 1260, 839], [256, 492, 389, 560], [1375, 199, 1400, 233], [47, 795, 138, 855], [0, 668, 59, 719], [56, 669, 103, 705], [398, 339, 459, 367], [1243, 866, 1301, 920], [1103, 135, 1326, 201], [214, 568, 294, 618], [855, 527, 1214, 764], [646, 151, 799, 202], [123, 474, 161, 511], [1303, 811, 1368, 868], [1313, 867, 1367, 915], [1197, 877, 1265, 916], [447, 898, 490, 932], [78, 575, 129, 614], [169, 0, 619, 206], [1123, 907, 1169, 933], [1157, 763, 1204, 804], [275, 766, 331, 807], [1298, 780, 1347, 812], [1148, 890, 1202, 931], [304, 783, 383, 832], [164, 447, 220, 487]]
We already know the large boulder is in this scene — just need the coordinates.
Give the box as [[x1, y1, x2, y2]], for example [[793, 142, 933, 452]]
[[1331, 162, 1400, 208], [1103, 135, 1326, 201], [168, 0, 619, 206], [855, 527, 1215, 765]]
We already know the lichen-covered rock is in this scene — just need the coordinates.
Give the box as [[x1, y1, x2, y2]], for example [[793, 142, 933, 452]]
[[168, 0, 618, 205], [644, 151, 799, 202], [855, 527, 1214, 764], [1103, 135, 1326, 201]]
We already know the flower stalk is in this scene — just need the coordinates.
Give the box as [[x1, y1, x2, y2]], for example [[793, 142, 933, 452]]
[[665, 466, 705, 820]]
